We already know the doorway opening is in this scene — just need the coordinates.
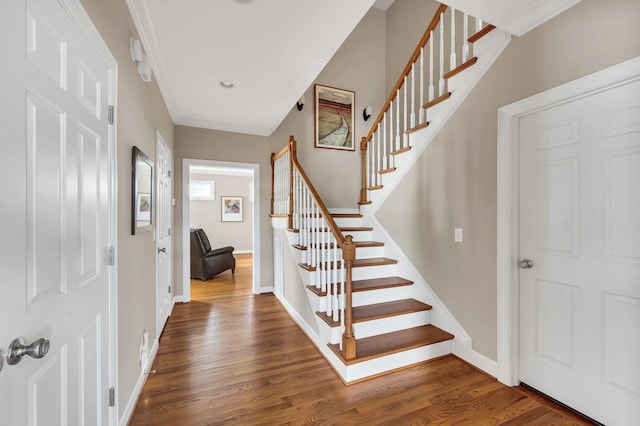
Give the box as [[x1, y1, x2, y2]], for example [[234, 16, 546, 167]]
[[182, 159, 261, 299]]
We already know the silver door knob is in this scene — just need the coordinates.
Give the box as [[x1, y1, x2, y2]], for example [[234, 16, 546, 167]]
[[519, 259, 534, 269], [158, 247, 166, 253], [7, 337, 50, 365]]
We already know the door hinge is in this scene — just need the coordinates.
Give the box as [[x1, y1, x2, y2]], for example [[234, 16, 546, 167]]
[[168, 228, 171, 236], [167, 170, 171, 178], [108, 105, 114, 125], [168, 285, 171, 293], [108, 247, 115, 266], [108, 387, 115, 407]]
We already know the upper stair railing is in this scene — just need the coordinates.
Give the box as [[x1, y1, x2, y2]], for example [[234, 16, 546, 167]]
[[272, 136, 357, 359], [359, 3, 494, 205]]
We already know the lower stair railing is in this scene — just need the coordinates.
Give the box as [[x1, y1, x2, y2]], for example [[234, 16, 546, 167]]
[[271, 136, 356, 358]]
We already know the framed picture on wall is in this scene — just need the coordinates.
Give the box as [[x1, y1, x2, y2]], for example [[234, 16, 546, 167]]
[[314, 84, 355, 151], [221, 196, 243, 222]]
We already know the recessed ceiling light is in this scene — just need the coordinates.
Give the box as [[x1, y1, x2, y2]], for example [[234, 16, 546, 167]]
[[234, 0, 252, 4], [219, 80, 235, 89]]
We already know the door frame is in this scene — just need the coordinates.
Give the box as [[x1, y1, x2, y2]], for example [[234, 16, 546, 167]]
[[155, 130, 173, 335], [496, 55, 640, 386], [182, 158, 261, 299]]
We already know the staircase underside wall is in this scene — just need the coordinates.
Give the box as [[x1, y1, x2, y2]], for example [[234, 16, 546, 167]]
[[375, 0, 640, 361]]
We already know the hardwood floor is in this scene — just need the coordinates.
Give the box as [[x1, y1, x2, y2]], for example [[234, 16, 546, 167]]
[[129, 253, 594, 425]]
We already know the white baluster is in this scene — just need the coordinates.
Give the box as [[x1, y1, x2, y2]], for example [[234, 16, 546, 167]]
[[382, 112, 387, 171], [389, 100, 394, 156], [420, 46, 425, 124], [463, 12, 469, 62], [331, 238, 340, 321], [376, 126, 381, 186], [396, 88, 401, 151], [439, 13, 445, 96], [409, 66, 414, 130], [429, 32, 434, 102], [370, 134, 376, 187], [476, 18, 482, 34], [450, 7, 456, 70]]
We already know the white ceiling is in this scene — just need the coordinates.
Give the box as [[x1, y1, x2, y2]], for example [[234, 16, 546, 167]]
[[126, 0, 378, 136], [126, 0, 581, 137]]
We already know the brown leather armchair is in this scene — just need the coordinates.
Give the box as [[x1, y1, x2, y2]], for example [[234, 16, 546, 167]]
[[190, 228, 236, 281]]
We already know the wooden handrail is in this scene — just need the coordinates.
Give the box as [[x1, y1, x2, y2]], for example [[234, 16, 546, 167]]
[[362, 3, 448, 145], [272, 135, 356, 359], [288, 137, 346, 249], [359, 3, 448, 205]]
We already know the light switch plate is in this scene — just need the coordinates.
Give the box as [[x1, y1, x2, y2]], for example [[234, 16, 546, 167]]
[[454, 228, 463, 242]]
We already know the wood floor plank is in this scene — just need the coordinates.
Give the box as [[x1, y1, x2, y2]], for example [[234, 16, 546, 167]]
[[129, 254, 595, 425]]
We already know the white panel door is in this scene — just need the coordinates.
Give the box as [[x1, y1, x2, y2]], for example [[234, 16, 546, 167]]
[[519, 79, 640, 425], [0, 0, 114, 424], [156, 132, 172, 335]]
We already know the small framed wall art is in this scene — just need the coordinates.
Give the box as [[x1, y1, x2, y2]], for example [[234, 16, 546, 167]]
[[221, 196, 243, 222]]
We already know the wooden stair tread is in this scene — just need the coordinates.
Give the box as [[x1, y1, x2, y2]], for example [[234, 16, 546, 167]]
[[358, 200, 372, 205], [378, 167, 396, 175], [405, 121, 430, 134], [354, 299, 431, 322], [353, 276, 413, 292], [354, 241, 384, 248], [329, 325, 454, 365], [316, 299, 431, 327], [468, 24, 496, 44], [330, 213, 362, 218], [306, 276, 412, 297], [367, 184, 383, 191], [391, 146, 412, 156], [443, 57, 478, 79], [290, 226, 373, 233], [352, 257, 397, 267], [293, 240, 384, 251], [340, 226, 373, 232], [423, 92, 452, 109]]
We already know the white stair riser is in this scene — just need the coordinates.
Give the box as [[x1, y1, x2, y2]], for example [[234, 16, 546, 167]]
[[315, 283, 415, 311], [343, 340, 452, 382], [301, 230, 372, 241], [333, 217, 363, 228], [353, 310, 431, 339], [352, 264, 397, 281], [352, 285, 414, 307], [355, 246, 384, 258], [299, 264, 398, 284], [294, 245, 384, 264]]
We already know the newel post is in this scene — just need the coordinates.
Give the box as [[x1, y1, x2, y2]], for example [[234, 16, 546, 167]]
[[342, 235, 357, 359], [359, 137, 368, 205], [287, 136, 296, 230], [270, 152, 275, 215]]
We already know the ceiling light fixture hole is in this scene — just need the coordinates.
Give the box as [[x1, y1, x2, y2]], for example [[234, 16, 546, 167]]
[[219, 80, 235, 89]]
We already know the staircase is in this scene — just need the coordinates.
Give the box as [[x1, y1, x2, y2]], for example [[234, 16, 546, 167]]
[[271, 4, 510, 383]]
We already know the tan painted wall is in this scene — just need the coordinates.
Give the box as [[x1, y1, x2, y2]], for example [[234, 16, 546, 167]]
[[173, 8, 387, 296], [274, 228, 319, 334], [376, 0, 640, 360], [79, 0, 175, 414], [385, 0, 440, 94], [189, 173, 253, 252]]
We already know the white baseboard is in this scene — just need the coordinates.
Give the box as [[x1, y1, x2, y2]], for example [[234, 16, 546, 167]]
[[118, 338, 160, 426], [258, 286, 274, 294], [172, 295, 186, 304], [273, 291, 320, 347], [234, 249, 253, 254]]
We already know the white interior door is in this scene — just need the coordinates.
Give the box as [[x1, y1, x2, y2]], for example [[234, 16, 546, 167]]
[[519, 79, 640, 425], [0, 0, 115, 424], [156, 132, 173, 335]]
